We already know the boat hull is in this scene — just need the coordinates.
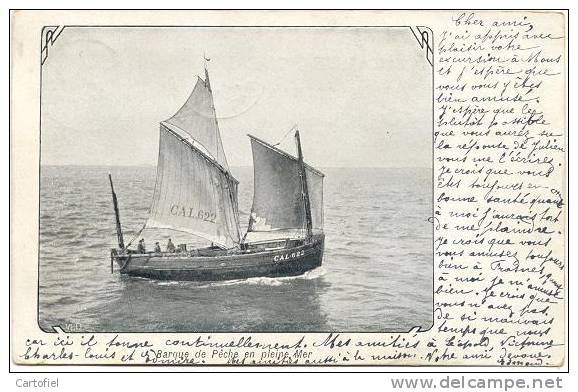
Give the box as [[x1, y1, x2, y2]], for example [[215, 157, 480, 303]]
[[112, 235, 324, 281]]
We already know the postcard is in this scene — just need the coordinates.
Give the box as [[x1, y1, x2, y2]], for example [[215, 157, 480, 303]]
[[10, 9, 567, 368]]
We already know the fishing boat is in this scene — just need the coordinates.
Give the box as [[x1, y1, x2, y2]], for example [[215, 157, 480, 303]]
[[109, 66, 325, 281]]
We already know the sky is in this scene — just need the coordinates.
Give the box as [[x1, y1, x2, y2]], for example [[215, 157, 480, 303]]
[[41, 27, 432, 168]]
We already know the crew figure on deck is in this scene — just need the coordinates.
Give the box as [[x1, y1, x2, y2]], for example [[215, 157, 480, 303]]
[[137, 239, 146, 253], [154, 242, 161, 253], [166, 238, 176, 253]]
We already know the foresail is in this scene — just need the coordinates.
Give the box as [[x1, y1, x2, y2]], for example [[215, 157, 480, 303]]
[[248, 136, 324, 234], [164, 76, 229, 170], [147, 125, 240, 248]]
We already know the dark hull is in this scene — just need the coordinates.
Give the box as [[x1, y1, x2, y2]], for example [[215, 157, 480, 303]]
[[112, 235, 324, 281]]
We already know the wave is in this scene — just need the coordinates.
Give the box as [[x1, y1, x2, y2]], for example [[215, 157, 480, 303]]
[[39, 166, 433, 332], [165, 266, 329, 289], [156, 281, 181, 286]]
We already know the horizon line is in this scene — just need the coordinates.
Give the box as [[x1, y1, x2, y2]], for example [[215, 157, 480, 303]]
[[40, 163, 433, 170]]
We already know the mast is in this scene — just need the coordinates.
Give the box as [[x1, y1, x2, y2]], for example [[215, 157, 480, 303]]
[[295, 130, 313, 240], [204, 64, 212, 93], [204, 52, 211, 92], [108, 173, 125, 249], [204, 61, 241, 244]]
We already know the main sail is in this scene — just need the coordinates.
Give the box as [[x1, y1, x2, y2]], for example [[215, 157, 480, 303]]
[[146, 73, 240, 248], [163, 73, 229, 170], [247, 135, 324, 235]]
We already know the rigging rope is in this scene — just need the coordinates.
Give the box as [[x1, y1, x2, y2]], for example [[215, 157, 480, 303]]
[[124, 222, 147, 249], [273, 124, 298, 147]]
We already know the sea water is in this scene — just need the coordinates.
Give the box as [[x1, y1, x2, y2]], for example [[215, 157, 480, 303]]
[[39, 166, 433, 332]]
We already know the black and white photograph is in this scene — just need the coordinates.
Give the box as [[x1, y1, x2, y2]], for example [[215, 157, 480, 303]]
[[9, 6, 570, 378], [38, 26, 434, 333]]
